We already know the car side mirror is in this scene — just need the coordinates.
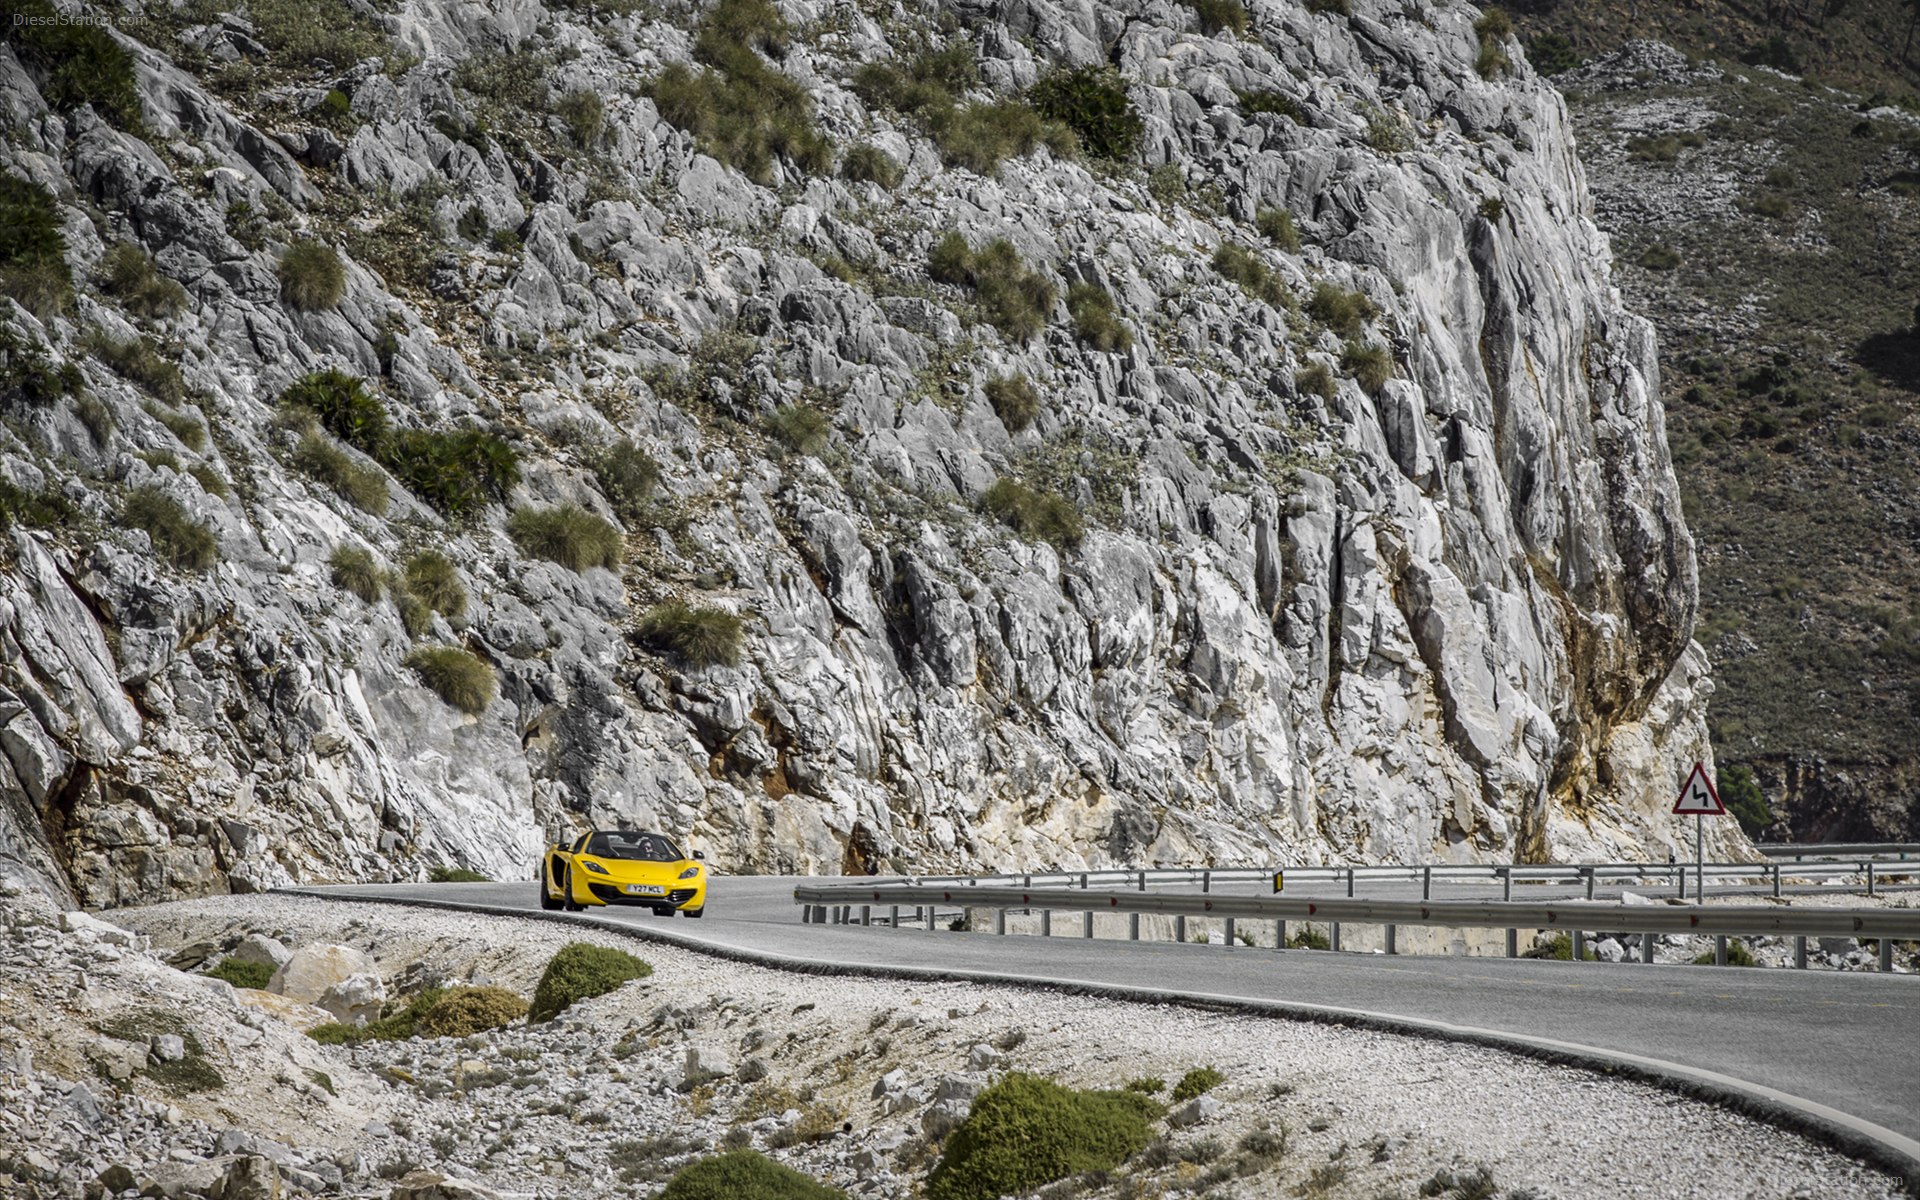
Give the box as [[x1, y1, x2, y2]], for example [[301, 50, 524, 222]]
[[692, 851, 705, 861]]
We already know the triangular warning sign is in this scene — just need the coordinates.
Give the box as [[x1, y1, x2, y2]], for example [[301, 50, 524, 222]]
[[1672, 762, 1725, 815]]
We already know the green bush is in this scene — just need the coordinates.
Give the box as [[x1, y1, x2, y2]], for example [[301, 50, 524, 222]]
[[766, 404, 832, 455], [427, 865, 490, 883], [636, 601, 745, 668], [309, 987, 448, 1046], [647, 0, 831, 184], [206, 958, 274, 990], [1526, 932, 1596, 961], [1692, 940, 1758, 967], [282, 370, 388, 450], [1211, 244, 1287, 307], [1478, 196, 1506, 223], [123, 486, 217, 571], [3, 0, 142, 129], [0, 328, 80, 407], [1288, 925, 1331, 950], [507, 503, 624, 571], [982, 478, 1082, 550], [248, 0, 391, 69], [556, 89, 605, 145], [985, 374, 1040, 432], [1305, 0, 1351, 12], [144, 400, 207, 451], [416, 986, 528, 1036], [1028, 67, 1142, 161], [1066, 282, 1131, 352], [1341, 341, 1393, 395], [926, 1073, 1163, 1200], [1527, 32, 1579, 75], [1719, 763, 1773, 839], [933, 100, 1073, 175], [187, 464, 229, 498], [1256, 206, 1301, 252], [330, 544, 384, 602], [1364, 107, 1412, 153], [928, 237, 1055, 343], [851, 41, 977, 118], [1306, 282, 1377, 337], [841, 144, 904, 189], [0, 478, 73, 533], [1295, 362, 1335, 401], [530, 943, 652, 1023], [1638, 244, 1681, 271], [1123, 1077, 1166, 1094], [1474, 10, 1513, 79], [1238, 90, 1302, 121], [405, 645, 496, 715], [658, 1151, 847, 1200], [595, 440, 661, 525], [403, 551, 467, 624], [1171, 1066, 1224, 1102], [1146, 164, 1185, 208], [98, 244, 188, 321], [1186, 0, 1248, 36], [293, 430, 391, 514], [382, 427, 520, 515], [84, 331, 188, 405], [0, 175, 73, 319], [279, 243, 347, 312]]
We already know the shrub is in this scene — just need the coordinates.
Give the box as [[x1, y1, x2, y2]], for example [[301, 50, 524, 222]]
[[0, 175, 73, 319], [1288, 925, 1330, 950], [281, 370, 388, 450], [3, 0, 142, 129], [1342, 341, 1393, 395], [926, 1073, 1162, 1200], [1028, 67, 1142, 161], [1719, 763, 1773, 838], [1124, 1077, 1166, 1094], [403, 551, 467, 624], [1474, 8, 1513, 79], [646, 0, 831, 184], [247, 0, 391, 69], [929, 237, 1055, 343], [1306, 282, 1377, 337], [530, 943, 652, 1022], [1211, 244, 1287, 307], [85, 332, 188, 405], [1638, 244, 1681, 271], [657, 1151, 847, 1200], [405, 645, 496, 715], [1066, 283, 1131, 352], [76, 393, 115, 443], [293, 430, 391, 514], [143, 400, 206, 451], [123, 487, 217, 571], [98, 244, 188, 321], [1304, 0, 1350, 12], [1256, 206, 1301, 251], [0, 479, 71, 532], [982, 478, 1082, 550], [556, 89, 606, 145], [416, 986, 528, 1036], [507, 503, 624, 571], [766, 404, 832, 455], [330, 544, 384, 602], [1693, 940, 1758, 967], [1527, 32, 1579, 75], [1186, 0, 1248, 36], [427, 865, 490, 883], [1365, 106, 1413, 153], [636, 601, 745, 668], [0, 328, 81, 406], [1146, 164, 1185, 208], [841, 144, 904, 189], [596, 440, 661, 524], [309, 988, 448, 1045], [383, 428, 520, 515], [1526, 932, 1596, 961], [1626, 132, 1705, 162], [279, 243, 347, 312], [852, 41, 977, 116], [934, 100, 1074, 176], [187, 464, 229, 498], [985, 374, 1040, 432], [1478, 196, 1506, 223], [205, 958, 274, 990], [1171, 1066, 1224, 1102], [1238, 90, 1302, 121]]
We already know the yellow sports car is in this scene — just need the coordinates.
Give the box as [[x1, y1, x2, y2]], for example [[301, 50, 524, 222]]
[[540, 829, 707, 917]]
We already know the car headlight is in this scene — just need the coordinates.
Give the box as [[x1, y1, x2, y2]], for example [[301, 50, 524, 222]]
[[581, 860, 610, 875], [678, 865, 701, 880]]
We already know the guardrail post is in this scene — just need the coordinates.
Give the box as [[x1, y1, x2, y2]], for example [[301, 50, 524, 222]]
[[1584, 868, 1595, 901], [1505, 928, 1516, 958], [1332, 922, 1342, 952], [1714, 935, 1727, 967], [1202, 870, 1212, 894], [1676, 862, 1685, 901], [1130, 913, 1139, 941], [1224, 917, 1236, 949], [1347, 868, 1355, 898], [1642, 934, 1654, 964], [1083, 911, 1093, 938], [1867, 862, 1876, 898], [995, 909, 1006, 936], [1572, 930, 1585, 961], [1386, 924, 1397, 955], [1422, 867, 1431, 901], [1023, 873, 1031, 888], [1772, 863, 1781, 899], [1138, 870, 1146, 892], [1501, 868, 1511, 902], [861, 905, 871, 927], [1079, 872, 1088, 889], [801, 904, 811, 924], [1879, 938, 1894, 972], [1794, 935, 1806, 969], [1276, 919, 1287, 949], [1175, 915, 1187, 943], [889, 905, 899, 928], [1042, 910, 1051, 937]]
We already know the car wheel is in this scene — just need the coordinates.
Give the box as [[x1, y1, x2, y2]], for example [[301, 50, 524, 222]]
[[560, 867, 585, 912], [539, 872, 562, 911], [683, 907, 705, 919]]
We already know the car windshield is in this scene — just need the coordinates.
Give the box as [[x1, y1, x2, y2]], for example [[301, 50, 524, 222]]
[[585, 831, 681, 862]]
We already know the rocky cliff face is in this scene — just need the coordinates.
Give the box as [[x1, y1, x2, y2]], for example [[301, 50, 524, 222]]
[[0, 0, 1732, 908]]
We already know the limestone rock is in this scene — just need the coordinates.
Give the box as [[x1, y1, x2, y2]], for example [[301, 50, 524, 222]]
[[269, 944, 377, 1006]]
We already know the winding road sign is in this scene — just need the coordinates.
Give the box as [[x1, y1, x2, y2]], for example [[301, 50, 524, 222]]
[[1673, 762, 1725, 816]]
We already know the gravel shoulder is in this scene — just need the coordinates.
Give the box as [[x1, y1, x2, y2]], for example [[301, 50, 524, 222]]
[[3, 890, 1904, 1199]]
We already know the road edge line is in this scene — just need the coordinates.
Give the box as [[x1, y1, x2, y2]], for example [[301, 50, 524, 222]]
[[274, 888, 1920, 1195]]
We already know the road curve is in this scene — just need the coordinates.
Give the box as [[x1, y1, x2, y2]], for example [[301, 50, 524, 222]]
[[285, 877, 1920, 1188]]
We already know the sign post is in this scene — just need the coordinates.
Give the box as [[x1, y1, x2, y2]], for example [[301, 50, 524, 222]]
[[1671, 762, 1725, 904]]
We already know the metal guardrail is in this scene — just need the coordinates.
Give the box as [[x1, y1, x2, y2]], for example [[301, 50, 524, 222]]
[[1754, 843, 1920, 860], [791, 880, 1920, 972]]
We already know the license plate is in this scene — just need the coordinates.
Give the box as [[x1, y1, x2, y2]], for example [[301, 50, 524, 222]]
[[625, 885, 664, 896]]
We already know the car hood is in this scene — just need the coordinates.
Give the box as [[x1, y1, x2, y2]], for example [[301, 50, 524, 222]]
[[574, 857, 693, 883]]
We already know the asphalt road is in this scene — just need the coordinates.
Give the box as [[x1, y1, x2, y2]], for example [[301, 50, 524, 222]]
[[295, 876, 1920, 1180]]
